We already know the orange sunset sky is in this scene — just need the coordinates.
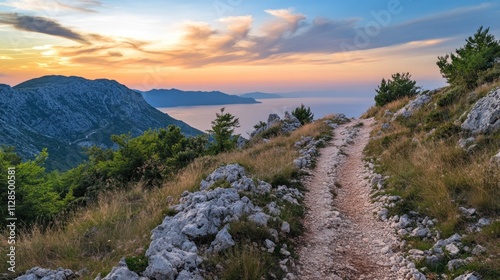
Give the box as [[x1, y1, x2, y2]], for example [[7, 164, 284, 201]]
[[1, 0, 499, 95]]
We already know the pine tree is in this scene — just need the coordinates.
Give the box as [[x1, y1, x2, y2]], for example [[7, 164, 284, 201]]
[[207, 108, 240, 154]]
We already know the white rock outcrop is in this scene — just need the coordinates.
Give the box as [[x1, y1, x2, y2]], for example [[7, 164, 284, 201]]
[[142, 163, 303, 279], [393, 94, 431, 119], [15, 267, 77, 280], [462, 87, 500, 134], [250, 111, 302, 137]]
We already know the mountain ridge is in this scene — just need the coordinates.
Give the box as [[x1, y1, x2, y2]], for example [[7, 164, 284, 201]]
[[0, 75, 201, 170], [140, 88, 260, 107]]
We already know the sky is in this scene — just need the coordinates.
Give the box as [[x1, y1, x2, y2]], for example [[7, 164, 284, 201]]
[[0, 0, 499, 96]]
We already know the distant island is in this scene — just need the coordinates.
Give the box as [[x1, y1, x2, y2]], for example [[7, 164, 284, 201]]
[[140, 88, 260, 107], [239, 92, 283, 99]]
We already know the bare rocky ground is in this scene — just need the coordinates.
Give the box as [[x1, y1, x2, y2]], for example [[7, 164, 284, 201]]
[[297, 118, 402, 280]]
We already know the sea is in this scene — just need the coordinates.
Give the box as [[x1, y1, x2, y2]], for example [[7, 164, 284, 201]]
[[158, 97, 374, 137]]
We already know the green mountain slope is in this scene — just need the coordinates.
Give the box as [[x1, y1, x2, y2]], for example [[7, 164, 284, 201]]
[[0, 75, 201, 170]]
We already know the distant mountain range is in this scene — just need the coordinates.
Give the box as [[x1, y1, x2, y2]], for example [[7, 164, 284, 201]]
[[239, 92, 283, 99], [0, 75, 201, 170], [140, 88, 260, 107]]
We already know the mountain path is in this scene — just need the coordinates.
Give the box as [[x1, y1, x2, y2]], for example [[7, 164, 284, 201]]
[[297, 118, 400, 280]]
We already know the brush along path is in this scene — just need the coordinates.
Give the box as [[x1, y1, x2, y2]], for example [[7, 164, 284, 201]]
[[298, 118, 400, 280]]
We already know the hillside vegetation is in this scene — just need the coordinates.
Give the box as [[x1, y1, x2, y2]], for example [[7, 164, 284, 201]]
[[363, 26, 500, 279], [0, 109, 334, 279]]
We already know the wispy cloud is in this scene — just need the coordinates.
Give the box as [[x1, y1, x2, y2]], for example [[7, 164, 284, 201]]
[[0, 0, 102, 14], [0, 13, 88, 43], [9, 3, 498, 71], [56, 0, 102, 13]]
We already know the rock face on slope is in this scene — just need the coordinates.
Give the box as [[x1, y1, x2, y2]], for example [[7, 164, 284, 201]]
[[0, 75, 200, 170], [393, 93, 432, 119], [461, 87, 500, 134], [250, 111, 302, 137]]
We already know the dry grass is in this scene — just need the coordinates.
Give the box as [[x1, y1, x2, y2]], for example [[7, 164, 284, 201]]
[[361, 97, 412, 119], [365, 82, 500, 278], [1, 119, 332, 279]]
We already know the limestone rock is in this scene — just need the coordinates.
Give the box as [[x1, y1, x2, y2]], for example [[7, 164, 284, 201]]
[[248, 212, 270, 227], [471, 244, 486, 256], [282, 111, 302, 133], [281, 221, 291, 233], [145, 164, 302, 279], [381, 123, 391, 130], [393, 94, 431, 119], [15, 267, 76, 280], [462, 87, 500, 134], [209, 226, 235, 253], [491, 150, 500, 165], [267, 114, 281, 127], [250, 111, 302, 138], [102, 258, 140, 280], [457, 137, 475, 149], [411, 226, 429, 238], [447, 259, 466, 271], [200, 164, 246, 190], [477, 217, 491, 227], [458, 207, 476, 217], [454, 272, 479, 280], [445, 243, 460, 256]]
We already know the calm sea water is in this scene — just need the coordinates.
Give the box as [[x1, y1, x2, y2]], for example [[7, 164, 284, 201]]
[[159, 97, 373, 136]]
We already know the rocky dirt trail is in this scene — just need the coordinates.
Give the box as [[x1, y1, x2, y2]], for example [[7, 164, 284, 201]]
[[298, 118, 401, 280]]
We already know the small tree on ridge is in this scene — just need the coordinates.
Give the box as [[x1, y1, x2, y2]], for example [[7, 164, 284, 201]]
[[207, 107, 240, 154], [292, 104, 314, 125], [437, 26, 500, 89], [374, 72, 420, 106]]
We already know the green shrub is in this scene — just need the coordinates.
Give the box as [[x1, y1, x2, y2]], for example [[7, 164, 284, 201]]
[[478, 63, 500, 85], [292, 104, 314, 125], [0, 148, 68, 226], [228, 218, 272, 243], [432, 123, 461, 140], [259, 123, 282, 139], [253, 121, 266, 130], [125, 255, 148, 274], [375, 72, 420, 106], [425, 109, 450, 125], [437, 26, 500, 89], [436, 88, 463, 107]]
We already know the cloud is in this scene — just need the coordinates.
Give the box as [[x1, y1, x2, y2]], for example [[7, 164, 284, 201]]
[[365, 4, 497, 50], [254, 4, 499, 57], [108, 51, 123, 57], [0, 0, 102, 14], [87, 3, 496, 68], [17, 3, 499, 71], [57, 0, 103, 13], [0, 13, 88, 43], [263, 9, 306, 37]]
